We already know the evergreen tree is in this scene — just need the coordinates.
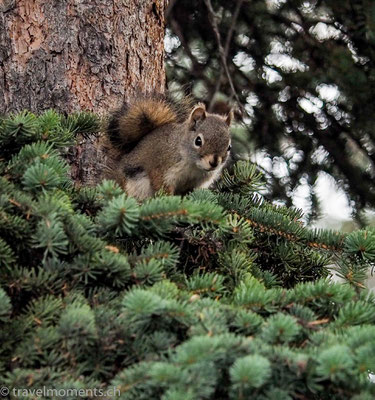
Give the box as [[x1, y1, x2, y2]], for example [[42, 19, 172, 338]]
[[1, 110, 375, 398], [167, 0, 375, 221]]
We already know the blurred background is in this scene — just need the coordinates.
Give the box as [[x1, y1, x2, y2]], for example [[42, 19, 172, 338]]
[[164, 0, 375, 231]]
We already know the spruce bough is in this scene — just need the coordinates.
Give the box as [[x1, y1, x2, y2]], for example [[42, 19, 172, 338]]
[[0, 111, 375, 399]]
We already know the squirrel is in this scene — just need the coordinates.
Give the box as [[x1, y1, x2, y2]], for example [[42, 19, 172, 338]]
[[105, 93, 232, 200]]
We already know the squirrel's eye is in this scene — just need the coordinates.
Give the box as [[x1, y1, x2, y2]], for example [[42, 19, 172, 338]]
[[195, 136, 203, 147], [227, 144, 232, 151]]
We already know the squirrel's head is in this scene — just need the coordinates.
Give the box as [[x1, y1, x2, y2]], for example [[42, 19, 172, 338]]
[[186, 103, 232, 172]]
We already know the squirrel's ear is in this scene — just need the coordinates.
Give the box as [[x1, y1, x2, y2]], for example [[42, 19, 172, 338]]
[[225, 110, 233, 127], [189, 103, 206, 130]]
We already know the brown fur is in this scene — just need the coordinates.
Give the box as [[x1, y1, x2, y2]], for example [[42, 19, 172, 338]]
[[117, 99, 177, 144], [105, 94, 232, 200]]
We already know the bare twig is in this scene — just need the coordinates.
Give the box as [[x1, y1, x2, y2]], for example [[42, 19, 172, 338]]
[[170, 18, 202, 73], [204, 0, 244, 111], [209, 0, 244, 111]]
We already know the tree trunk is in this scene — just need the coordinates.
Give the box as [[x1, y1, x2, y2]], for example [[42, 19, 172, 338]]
[[0, 0, 167, 184]]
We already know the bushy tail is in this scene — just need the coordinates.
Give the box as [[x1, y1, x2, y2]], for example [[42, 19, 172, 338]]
[[107, 92, 194, 151]]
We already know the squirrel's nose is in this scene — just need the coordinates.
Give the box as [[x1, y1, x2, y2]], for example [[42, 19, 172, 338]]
[[209, 155, 220, 168], [209, 159, 217, 168]]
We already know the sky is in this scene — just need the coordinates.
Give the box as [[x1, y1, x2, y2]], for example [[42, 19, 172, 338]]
[[292, 173, 352, 228]]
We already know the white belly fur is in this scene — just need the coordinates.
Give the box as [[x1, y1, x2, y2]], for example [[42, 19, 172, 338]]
[[126, 174, 153, 200], [164, 160, 224, 193]]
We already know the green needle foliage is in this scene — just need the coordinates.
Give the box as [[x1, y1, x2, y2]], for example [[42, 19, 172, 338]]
[[167, 0, 375, 220], [1, 110, 375, 398]]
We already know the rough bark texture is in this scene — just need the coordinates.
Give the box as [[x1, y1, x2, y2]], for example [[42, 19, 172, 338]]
[[0, 0, 167, 184]]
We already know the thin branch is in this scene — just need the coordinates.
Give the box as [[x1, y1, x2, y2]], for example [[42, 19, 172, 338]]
[[203, 0, 244, 112], [208, 0, 244, 111], [224, 0, 244, 57], [169, 18, 202, 73]]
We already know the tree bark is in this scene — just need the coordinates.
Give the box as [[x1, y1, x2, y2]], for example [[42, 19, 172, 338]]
[[0, 0, 167, 184]]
